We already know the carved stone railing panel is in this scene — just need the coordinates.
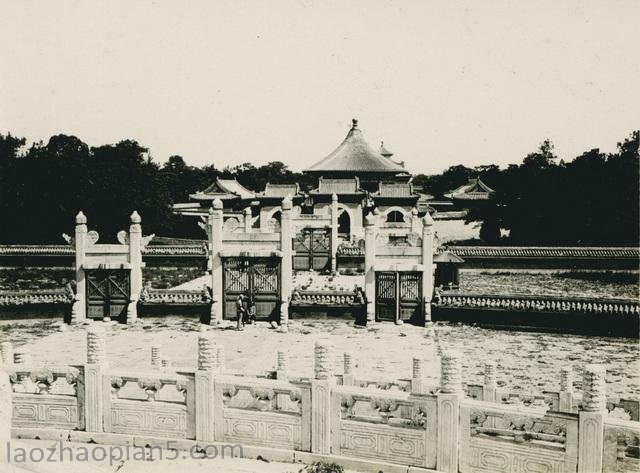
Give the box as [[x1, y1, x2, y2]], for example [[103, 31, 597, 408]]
[[0, 289, 74, 306], [604, 417, 640, 472], [139, 288, 211, 305], [219, 376, 302, 415], [447, 246, 640, 259], [291, 289, 360, 307]]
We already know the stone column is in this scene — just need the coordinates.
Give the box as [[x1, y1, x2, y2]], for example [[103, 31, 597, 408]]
[[280, 197, 293, 332], [127, 211, 142, 323], [578, 364, 606, 473], [422, 212, 435, 324], [559, 366, 574, 412], [343, 351, 355, 386], [196, 333, 218, 442], [311, 341, 334, 454], [437, 350, 462, 473], [85, 326, 107, 432], [483, 361, 497, 402], [209, 200, 224, 325], [72, 211, 88, 323], [330, 194, 339, 273], [243, 207, 252, 233], [364, 213, 377, 325]]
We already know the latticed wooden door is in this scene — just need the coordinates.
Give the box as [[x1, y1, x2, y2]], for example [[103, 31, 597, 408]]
[[293, 228, 331, 271], [375, 272, 397, 321], [86, 270, 129, 319], [399, 272, 423, 322], [223, 257, 280, 319]]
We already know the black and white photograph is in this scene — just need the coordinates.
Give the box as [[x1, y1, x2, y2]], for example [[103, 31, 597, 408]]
[[0, 1, 638, 472]]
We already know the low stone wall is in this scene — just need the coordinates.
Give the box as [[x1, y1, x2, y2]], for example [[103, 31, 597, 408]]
[[1, 329, 638, 472]]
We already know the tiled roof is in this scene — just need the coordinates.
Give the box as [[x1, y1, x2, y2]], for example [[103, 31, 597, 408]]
[[305, 119, 408, 174], [190, 178, 255, 201], [260, 183, 300, 198], [448, 246, 640, 258], [373, 182, 415, 198], [433, 251, 465, 263], [311, 178, 364, 195], [445, 177, 494, 200]]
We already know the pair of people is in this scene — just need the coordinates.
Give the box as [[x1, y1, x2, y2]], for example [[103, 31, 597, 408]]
[[235, 293, 256, 330]]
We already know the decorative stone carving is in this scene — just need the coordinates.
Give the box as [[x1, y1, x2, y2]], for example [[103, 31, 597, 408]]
[[484, 362, 497, 387], [151, 344, 160, 367], [560, 366, 573, 392], [86, 326, 106, 364], [440, 351, 462, 394], [62, 233, 75, 246], [86, 230, 99, 245], [29, 368, 54, 394], [583, 364, 607, 412], [314, 341, 334, 380], [137, 378, 163, 401], [116, 230, 129, 245], [110, 377, 126, 397], [1, 341, 13, 366], [198, 334, 217, 371]]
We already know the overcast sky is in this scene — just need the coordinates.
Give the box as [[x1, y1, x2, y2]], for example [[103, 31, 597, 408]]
[[1, 0, 638, 174]]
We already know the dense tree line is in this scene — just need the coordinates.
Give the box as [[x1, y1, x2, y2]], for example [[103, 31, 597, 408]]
[[0, 131, 637, 245]]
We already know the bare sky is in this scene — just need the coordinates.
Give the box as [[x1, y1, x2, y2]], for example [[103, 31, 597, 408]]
[[1, 0, 638, 174]]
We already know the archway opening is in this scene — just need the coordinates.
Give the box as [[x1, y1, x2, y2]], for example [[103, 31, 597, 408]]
[[338, 210, 351, 235], [386, 210, 405, 223]]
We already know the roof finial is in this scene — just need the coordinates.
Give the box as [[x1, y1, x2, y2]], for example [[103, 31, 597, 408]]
[[351, 118, 358, 129]]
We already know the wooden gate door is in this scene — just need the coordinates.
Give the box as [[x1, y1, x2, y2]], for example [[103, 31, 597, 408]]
[[86, 269, 130, 319], [399, 272, 423, 322], [293, 228, 330, 271], [223, 258, 280, 320], [375, 272, 397, 321], [375, 271, 423, 322]]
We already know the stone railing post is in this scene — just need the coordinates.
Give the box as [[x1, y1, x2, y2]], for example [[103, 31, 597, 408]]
[[364, 213, 377, 325], [196, 334, 219, 442], [0, 341, 13, 367], [243, 207, 252, 233], [559, 366, 574, 412], [280, 197, 293, 332], [151, 344, 160, 368], [330, 193, 339, 273], [72, 211, 88, 323], [422, 212, 435, 325], [14, 348, 31, 365], [209, 200, 224, 326], [437, 350, 462, 473], [0, 362, 11, 459], [483, 361, 497, 402], [578, 364, 607, 473], [311, 340, 334, 454], [411, 356, 425, 394], [342, 351, 355, 386], [127, 211, 142, 323], [85, 326, 107, 432], [276, 350, 288, 380]]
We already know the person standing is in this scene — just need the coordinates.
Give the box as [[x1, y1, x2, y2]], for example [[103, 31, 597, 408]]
[[236, 294, 245, 330]]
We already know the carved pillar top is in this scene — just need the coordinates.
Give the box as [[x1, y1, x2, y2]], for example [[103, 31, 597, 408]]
[[277, 350, 288, 372], [212, 198, 223, 211], [364, 212, 376, 229], [198, 334, 217, 371], [76, 211, 87, 225], [86, 326, 107, 365], [282, 196, 293, 211], [440, 350, 463, 394], [314, 340, 334, 381], [0, 341, 14, 366], [422, 212, 434, 231], [484, 362, 497, 387], [582, 364, 606, 412], [343, 352, 354, 375], [560, 366, 574, 392], [413, 357, 424, 379]]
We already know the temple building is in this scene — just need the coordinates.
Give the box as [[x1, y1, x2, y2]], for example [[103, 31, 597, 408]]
[[174, 118, 423, 239]]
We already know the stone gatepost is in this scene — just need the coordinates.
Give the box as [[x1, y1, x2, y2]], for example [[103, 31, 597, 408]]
[[342, 351, 355, 386], [85, 326, 107, 432], [364, 213, 377, 325], [72, 211, 88, 323], [196, 334, 219, 442], [437, 350, 462, 473], [411, 207, 421, 233], [483, 361, 497, 402], [280, 197, 293, 332], [209, 200, 224, 326], [127, 211, 143, 323], [330, 193, 339, 273], [559, 366, 574, 412], [243, 207, 252, 233], [422, 212, 435, 325], [311, 340, 334, 454], [578, 364, 607, 473]]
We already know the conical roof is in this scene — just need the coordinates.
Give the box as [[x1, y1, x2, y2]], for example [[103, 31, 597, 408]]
[[305, 119, 407, 174]]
